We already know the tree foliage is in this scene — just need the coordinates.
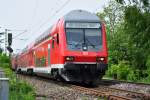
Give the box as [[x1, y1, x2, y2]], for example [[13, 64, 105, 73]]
[[97, 0, 124, 36], [0, 53, 10, 67], [97, 0, 150, 81], [97, 0, 128, 65], [117, 0, 150, 69]]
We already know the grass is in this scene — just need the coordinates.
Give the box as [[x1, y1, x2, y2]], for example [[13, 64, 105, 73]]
[[0, 64, 35, 100]]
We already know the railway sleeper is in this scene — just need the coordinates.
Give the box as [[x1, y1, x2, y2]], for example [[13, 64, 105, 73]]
[[108, 95, 133, 100], [16, 68, 21, 74]]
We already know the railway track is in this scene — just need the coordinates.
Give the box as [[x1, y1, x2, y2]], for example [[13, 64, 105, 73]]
[[72, 85, 150, 100], [17, 74, 150, 100], [97, 85, 150, 100], [72, 85, 132, 100], [101, 79, 150, 86]]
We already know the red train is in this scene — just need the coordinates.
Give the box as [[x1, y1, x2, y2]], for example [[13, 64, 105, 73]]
[[11, 10, 108, 85]]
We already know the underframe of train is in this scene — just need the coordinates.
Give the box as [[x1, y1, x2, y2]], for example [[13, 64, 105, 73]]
[[60, 62, 108, 85]]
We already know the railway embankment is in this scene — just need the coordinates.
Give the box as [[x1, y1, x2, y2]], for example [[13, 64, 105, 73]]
[[18, 74, 100, 100], [0, 67, 35, 100], [0, 54, 35, 100], [18, 74, 150, 100]]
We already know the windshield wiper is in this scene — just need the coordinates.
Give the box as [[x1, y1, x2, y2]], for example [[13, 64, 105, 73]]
[[67, 42, 73, 45], [75, 38, 95, 49], [74, 39, 83, 47], [85, 38, 95, 48]]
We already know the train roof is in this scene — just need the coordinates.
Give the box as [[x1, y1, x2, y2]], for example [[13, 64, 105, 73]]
[[18, 10, 100, 55], [34, 27, 52, 46], [64, 10, 100, 22]]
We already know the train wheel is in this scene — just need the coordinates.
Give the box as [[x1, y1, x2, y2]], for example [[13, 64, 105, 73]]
[[27, 69, 33, 76], [52, 69, 59, 79], [15, 68, 18, 74], [88, 80, 98, 87], [53, 71, 58, 79], [17, 69, 21, 74]]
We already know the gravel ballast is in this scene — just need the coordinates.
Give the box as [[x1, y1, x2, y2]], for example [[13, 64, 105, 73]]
[[110, 83, 150, 94], [18, 75, 99, 100]]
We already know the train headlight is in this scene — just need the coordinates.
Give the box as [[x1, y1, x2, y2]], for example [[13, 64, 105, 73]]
[[65, 56, 74, 61], [96, 57, 105, 62]]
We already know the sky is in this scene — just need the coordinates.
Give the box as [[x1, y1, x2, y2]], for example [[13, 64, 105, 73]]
[[0, 0, 109, 53]]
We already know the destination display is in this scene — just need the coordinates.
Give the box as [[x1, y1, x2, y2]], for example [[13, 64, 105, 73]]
[[66, 22, 101, 28]]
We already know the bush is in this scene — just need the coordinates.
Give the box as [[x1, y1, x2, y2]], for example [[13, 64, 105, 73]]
[[127, 70, 140, 82], [106, 60, 146, 82], [140, 55, 150, 83], [146, 55, 150, 73], [10, 79, 35, 100], [106, 64, 118, 79], [107, 60, 131, 80], [0, 53, 10, 64], [0, 53, 35, 100]]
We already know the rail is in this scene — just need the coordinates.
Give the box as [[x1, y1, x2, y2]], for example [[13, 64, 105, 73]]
[[101, 79, 150, 86], [71, 85, 150, 100]]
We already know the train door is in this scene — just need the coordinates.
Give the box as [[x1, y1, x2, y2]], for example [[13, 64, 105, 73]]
[[48, 44, 51, 66], [33, 51, 36, 67], [51, 34, 59, 64]]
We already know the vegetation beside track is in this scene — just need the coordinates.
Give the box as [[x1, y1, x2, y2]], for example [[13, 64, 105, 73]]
[[97, 0, 150, 83], [0, 53, 35, 100]]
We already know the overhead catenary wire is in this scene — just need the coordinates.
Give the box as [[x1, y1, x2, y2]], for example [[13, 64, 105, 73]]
[[12, 0, 71, 53], [28, 0, 71, 40], [1, 0, 38, 41], [11, 0, 39, 41], [0, 27, 28, 40], [12, 30, 27, 39], [29, 0, 66, 33], [27, 0, 39, 31], [26, 0, 60, 36]]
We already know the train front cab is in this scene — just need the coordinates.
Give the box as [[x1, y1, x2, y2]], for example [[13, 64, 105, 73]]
[[58, 18, 108, 84]]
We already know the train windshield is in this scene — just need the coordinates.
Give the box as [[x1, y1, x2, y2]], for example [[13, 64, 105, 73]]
[[66, 23, 102, 51]]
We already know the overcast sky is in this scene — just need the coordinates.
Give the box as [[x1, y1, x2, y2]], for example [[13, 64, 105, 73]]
[[0, 0, 109, 53]]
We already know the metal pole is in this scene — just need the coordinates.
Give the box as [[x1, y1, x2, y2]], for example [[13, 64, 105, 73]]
[[0, 70, 5, 78], [0, 69, 9, 100], [5, 29, 8, 54], [0, 78, 9, 100]]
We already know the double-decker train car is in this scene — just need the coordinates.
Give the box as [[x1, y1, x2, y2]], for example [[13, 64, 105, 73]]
[[11, 54, 18, 70], [12, 10, 108, 85]]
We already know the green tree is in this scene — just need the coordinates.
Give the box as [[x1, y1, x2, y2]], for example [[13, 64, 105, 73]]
[[98, 0, 150, 81], [97, 0, 124, 36], [97, 0, 129, 65], [115, 0, 150, 69]]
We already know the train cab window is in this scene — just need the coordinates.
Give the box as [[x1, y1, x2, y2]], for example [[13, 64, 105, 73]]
[[66, 25, 102, 51]]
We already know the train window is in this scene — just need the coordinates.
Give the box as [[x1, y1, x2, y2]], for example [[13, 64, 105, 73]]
[[85, 29, 102, 51], [56, 34, 59, 44], [52, 38, 54, 48], [66, 28, 102, 51], [66, 29, 84, 50]]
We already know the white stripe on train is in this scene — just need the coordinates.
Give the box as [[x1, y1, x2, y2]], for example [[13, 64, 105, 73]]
[[17, 62, 97, 74]]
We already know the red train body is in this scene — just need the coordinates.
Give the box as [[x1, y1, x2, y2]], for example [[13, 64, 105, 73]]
[[11, 10, 108, 84]]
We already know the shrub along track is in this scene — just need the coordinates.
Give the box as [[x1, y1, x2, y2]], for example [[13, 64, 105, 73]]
[[17, 74, 150, 100]]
